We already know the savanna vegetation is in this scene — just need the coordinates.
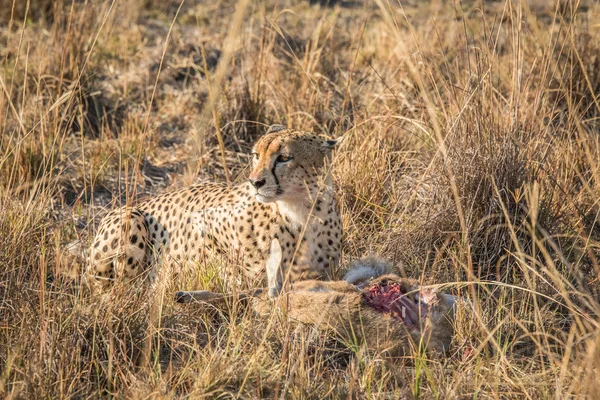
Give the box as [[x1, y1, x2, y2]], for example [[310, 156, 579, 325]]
[[1, 0, 599, 398]]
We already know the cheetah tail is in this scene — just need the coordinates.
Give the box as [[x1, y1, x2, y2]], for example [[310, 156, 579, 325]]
[[343, 256, 395, 286], [175, 288, 264, 304]]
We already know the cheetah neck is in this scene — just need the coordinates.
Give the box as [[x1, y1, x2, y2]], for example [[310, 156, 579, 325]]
[[276, 200, 310, 228], [276, 188, 335, 229]]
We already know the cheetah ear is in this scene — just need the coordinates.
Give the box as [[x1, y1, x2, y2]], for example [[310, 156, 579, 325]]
[[266, 124, 286, 134], [322, 136, 344, 150]]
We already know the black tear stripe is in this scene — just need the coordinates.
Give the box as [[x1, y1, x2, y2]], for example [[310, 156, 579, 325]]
[[271, 162, 280, 187]]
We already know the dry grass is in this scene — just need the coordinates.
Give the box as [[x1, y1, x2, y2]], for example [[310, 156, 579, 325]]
[[1, 0, 600, 398]]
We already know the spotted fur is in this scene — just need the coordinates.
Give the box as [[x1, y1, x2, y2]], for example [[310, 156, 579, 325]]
[[85, 126, 343, 292]]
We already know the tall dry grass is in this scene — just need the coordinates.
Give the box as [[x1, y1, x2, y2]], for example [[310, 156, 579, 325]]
[[1, 0, 599, 398]]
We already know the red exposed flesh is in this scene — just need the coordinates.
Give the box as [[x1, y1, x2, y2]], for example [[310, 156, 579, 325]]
[[362, 283, 428, 328]]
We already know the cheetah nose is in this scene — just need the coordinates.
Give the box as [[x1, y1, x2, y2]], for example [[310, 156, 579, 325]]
[[250, 178, 266, 189]]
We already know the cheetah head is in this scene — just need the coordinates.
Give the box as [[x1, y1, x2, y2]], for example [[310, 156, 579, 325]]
[[248, 125, 343, 204]]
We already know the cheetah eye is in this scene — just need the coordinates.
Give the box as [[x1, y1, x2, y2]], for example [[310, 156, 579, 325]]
[[276, 154, 293, 164]]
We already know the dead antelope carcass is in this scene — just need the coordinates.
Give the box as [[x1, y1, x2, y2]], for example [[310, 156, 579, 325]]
[[175, 258, 460, 356]]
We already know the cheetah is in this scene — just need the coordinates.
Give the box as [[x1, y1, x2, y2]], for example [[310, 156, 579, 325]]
[[176, 257, 460, 356], [83, 125, 343, 295]]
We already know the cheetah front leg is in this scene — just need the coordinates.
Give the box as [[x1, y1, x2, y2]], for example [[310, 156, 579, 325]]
[[266, 238, 283, 299]]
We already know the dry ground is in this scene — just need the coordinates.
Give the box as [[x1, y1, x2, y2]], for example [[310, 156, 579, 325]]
[[1, 0, 600, 398]]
